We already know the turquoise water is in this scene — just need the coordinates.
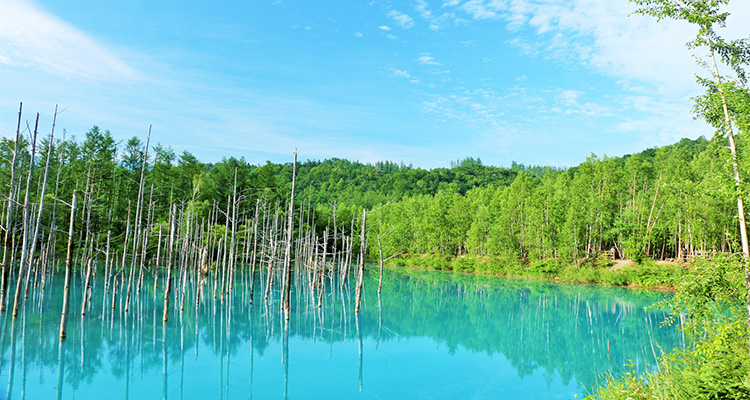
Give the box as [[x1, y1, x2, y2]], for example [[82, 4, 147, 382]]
[[0, 267, 680, 399]]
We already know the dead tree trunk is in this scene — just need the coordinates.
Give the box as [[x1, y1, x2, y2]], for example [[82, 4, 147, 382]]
[[354, 209, 366, 314], [59, 191, 77, 339], [125, 127, 151, 312], [0, 103, 23, 313], [12, 113, 39, 317], [264, 213, 278, 301], [163, 204, 177, 322], [249, 199, 260, 303], [282, 149, 297, 320], [24, 106, 57, 298], [80, 257, 93, 316]]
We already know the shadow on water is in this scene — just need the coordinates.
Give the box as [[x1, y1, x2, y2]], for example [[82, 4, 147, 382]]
[[0, 266, 680, 399]]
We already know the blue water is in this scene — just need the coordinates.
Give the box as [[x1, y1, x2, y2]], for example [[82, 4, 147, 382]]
[[0, 267, 680, 399]]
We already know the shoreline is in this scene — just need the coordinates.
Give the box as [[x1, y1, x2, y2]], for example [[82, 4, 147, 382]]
[[387, 254, 685, 292]]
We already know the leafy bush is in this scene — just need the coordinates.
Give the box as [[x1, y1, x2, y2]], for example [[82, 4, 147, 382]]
[[452, 256, 476, 273], [602, 270, 630, 286], [589, 255, 750, 399], [529, 260, 561, 276], [574, 266, 603, 284], [482, 260, 506, 275]]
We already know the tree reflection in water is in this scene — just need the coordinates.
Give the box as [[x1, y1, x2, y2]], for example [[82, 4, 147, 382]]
[[0, 267, 680, 399]]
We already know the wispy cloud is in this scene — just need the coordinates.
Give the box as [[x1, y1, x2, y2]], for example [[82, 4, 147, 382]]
[[419, 54, 440, 65], [387, 10, 415, 29], [354, 32, 364, 38], [554, 90, 611, 117], [442, 0, 462, 7], [441, 0, 723, 94], [379, 25, 391, 31], [413, 1, 466, 31], [460, 0, 498, 20], [422, 87, 508, 128], [392, 69, 412, 78], [415, 0, 433, 19], [557, 90, 582, 106], [0, 0, 139, 82]]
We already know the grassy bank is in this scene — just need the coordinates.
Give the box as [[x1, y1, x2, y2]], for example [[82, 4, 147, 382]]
[[389, 253, 685, 289]]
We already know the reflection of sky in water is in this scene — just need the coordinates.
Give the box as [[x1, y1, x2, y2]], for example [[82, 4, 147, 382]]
[[0, 268, 680, 399]]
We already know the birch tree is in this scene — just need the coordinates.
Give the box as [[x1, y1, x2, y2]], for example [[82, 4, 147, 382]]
[[631, 0, 750, 349]]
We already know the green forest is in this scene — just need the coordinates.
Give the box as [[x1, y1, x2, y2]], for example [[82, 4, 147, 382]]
[[1, 126, 739, 273]]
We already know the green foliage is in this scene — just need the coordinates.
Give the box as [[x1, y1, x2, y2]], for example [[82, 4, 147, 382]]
[[630, 262, 682, 288], [529, 259, 561, 276], [589, 5, 750, 394], [0, 117, 731, 268], [669, 255, 746, 340], [603, 270, 630, 287], [0, 120, 737, 286], [589, 256, 750, 399], [361, 133, 737, 278], [388, 254, 686, 290]]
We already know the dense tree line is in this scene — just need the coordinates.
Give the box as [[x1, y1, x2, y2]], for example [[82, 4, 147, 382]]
[[0, 119, 743, 270], [368, 136, 745, 265], [0, 128, 522, 262]]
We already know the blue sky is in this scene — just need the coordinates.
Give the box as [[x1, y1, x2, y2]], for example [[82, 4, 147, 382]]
[[1, 0, 749, 169]]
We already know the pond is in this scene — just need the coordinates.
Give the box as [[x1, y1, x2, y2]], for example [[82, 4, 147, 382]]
[[0, 266, 681, 399]]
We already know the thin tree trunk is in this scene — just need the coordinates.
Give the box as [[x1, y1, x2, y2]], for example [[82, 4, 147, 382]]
[[12, 114, 39, 317], [24, 106, 57, 299], [377, 233, 384, 295], [282, 150, 297, 321], [0, 103, 23, 313], [80, 257, 93, 315], [706, 31, 750, 353], [154, 225, 163, 293], [163, 204, 177, 322], [249, 200, 260, 303], [355, 209, 366, 314], [707, 35, 749, 259], [125, 127, 150, 311], [59, 191, 77, 339], [263, 210, 277, 301]]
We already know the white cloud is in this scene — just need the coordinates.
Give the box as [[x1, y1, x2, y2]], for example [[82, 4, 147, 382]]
[[554, 89, 611, 117], [387, 34, 398, 40], [411, 0, 468, 31], [428, 12, 467, 31], [452, 0, 750, 97], [557, 90, 582, 106], [415, 0, 433, 19], [379, 25, 391, 31], [388, 10, 415, 29], [421, 87, 509, 129], [0, 0, 139, 82], [614, 104, 707, 148], [419, 55, 440, 65], [354, 31, 364, 37], [460, 0, 498, 20], [392, 69, 412, 78]]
